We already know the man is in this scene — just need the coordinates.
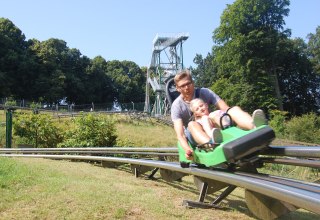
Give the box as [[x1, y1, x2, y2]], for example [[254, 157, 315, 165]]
[[170, 69, 266, 160]]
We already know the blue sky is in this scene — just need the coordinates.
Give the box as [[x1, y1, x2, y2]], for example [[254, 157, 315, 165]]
[[1, 0, 319, 68]]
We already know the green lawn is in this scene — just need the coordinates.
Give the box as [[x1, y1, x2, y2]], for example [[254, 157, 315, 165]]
[[1, 157, 318, 220], [0, 111, 319, 219]]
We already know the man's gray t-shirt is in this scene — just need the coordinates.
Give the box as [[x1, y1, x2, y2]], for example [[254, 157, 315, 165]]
[[171, 88, 221, 128]]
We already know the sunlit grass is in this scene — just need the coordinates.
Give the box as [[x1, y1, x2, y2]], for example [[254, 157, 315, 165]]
[[0, 157, 256, 220], [258, 163, 320, 183], [1, 109, 177, 148], [115, 119, 176, 147], [0, 111, 319, 219]]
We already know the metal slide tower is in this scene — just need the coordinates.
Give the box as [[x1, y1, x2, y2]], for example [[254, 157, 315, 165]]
[[144, 33, 189, 116]]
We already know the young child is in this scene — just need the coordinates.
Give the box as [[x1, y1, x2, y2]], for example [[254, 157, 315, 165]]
[[189, 98, 231, 145]]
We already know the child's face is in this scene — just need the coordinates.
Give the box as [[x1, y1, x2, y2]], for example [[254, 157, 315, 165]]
[[192, 100, 209, 117]]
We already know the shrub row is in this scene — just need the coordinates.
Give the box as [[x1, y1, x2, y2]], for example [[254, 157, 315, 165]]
[[13, 112, 117, 148], [269, 110, 320, 144], [11, 110, 320, 147]]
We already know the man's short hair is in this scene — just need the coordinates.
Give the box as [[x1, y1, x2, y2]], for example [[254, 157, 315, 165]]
[[174, 69, 193, 85]]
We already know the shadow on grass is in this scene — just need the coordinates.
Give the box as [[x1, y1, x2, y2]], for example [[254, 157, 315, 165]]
[[99, 163, 319, 219]]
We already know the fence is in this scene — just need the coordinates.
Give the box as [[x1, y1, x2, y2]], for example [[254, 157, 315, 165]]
[[0, 98, 146, 113]]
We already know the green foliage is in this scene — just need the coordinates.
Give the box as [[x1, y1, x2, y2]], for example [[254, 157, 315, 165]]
[[277, 38, 319, 114], [105, 60, 146, 103], [13, 113, 63, 148], [59, 113, 117, 147], [307, 26, 320, 75], [4, 98, 17, 107], [268, 110, 288, 137], [209, 0, 292, 112], [191, 0, 319, 115], [213, 0, 290, 43], [284, 113, 320, 144], [30, 102, 41, 109], [191, 53, 217, 88], [259, 163, 319, 182], [12, 112, 118, 148], [211, 78, 250, 108], [0, 17, 146, 105], [268, 111, 320, 144]]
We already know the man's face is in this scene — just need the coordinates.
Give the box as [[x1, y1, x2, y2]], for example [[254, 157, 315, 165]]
[[176, 77, 194, 99]]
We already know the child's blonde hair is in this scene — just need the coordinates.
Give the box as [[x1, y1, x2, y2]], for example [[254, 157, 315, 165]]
[[190, 98, 205, 113]]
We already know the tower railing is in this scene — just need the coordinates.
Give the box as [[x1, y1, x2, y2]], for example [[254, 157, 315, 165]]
[[144, 33, 189, 117]]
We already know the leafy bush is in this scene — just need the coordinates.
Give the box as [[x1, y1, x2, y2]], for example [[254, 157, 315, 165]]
[[58, 113, 117, 147], [268, 110, 288, 137], [285, 113, 320, 143], [4, 97, 17, 107], [13, 112, 63, 148], [30, 102, 41, 109], [12, 112, 118, 148]]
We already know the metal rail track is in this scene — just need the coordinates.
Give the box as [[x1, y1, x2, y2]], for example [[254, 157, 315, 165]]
[[1, 145, 320, 168], [0, 147, 178, 156], [1, 145, 320, 154], [261, 157, 320, 168], [0, 147, 178, 153], [264, 145, 320, 157], [235, 171, 320, 193], [0, 153, 319, 216]]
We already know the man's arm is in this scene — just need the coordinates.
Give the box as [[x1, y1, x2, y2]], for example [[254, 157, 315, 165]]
[[215, 99, 230, 111], [173, 119, 193, 158]]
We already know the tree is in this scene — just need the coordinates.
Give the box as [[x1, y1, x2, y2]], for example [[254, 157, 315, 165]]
[[306, 26, 320, 111], [105, 60, 145, 103], [276, 38, 319, 114], [191, 53, 217, 88], [0, 18, 147, 106], [85, 56, 116, 103], [307, 26, 320, 75], [60, 48, 91, 104], [211, 0, 291, 111], [28, 38, 68, 102], [0, 18, 28, 98]]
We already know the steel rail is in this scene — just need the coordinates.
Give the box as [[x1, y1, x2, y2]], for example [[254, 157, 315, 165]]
[[2, 145, 320, 157], [265, 145, 320, 157], [0, 147, 178, 153], [261, 157, 320, 169], [1, 153, 319, 215], [0, 148, 178, 157], [2, 147, 320, 169], [235, 171, 320, 193], [2, 146, 320, 169]]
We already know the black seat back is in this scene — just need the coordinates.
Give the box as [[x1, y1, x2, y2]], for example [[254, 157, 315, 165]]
[[165, 77, 180, 106]]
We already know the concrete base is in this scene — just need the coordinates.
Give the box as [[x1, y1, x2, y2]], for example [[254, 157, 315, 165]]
[[101, 161, 122, 168], [131, 164, 155, 177], [159, 168, 187, 182], [193, 176, 229, 194], [182, 200, 223, 209], [245, 189, 297, 220]]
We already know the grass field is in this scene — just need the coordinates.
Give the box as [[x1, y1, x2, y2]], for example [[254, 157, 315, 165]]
[[1, 157, 318, 220], [0, 111, 319, 219]]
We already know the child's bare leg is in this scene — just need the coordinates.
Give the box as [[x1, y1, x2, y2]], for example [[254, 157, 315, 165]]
[[209, 110, 231, 128], [227, 106, 255, 130], [209, 111, 221, 127], [188, 121, 211, 145]]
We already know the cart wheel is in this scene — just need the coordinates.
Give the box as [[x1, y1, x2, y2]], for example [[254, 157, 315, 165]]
[[180, 162, 190, 168]]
